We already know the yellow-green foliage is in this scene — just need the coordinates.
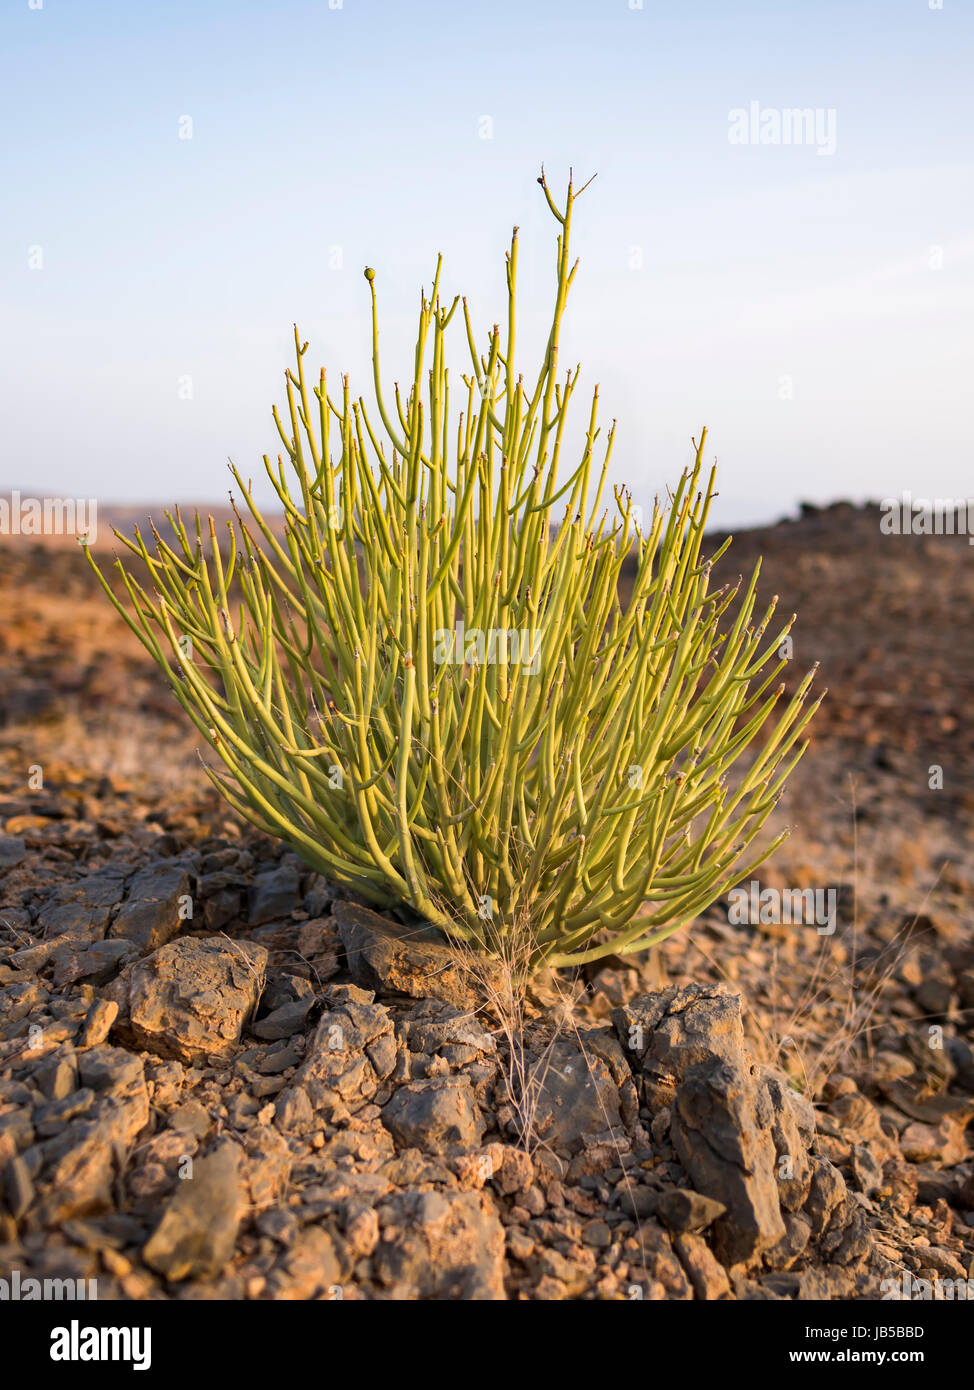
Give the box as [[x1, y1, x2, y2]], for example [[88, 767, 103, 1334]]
[[88, 171, 820, 970]]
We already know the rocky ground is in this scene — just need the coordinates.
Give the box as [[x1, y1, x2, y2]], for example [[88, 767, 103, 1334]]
[[0, 502, 972, 1301]]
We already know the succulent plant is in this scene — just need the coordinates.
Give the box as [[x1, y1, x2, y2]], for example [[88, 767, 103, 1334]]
[[88, 169, 821, 971]]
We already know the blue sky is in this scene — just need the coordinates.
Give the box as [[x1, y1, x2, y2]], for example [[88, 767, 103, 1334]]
[[2, 0, 972, 527]]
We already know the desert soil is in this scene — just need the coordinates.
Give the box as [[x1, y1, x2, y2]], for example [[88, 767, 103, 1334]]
[[0, 501, 972, 1300]]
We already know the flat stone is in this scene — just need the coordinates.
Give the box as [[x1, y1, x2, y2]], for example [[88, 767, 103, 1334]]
[[248, 864, 300, 925], [34, 1087, 95, 1136], [335, 901, 501, 1009], [41, 867, 128, 941], [251, 996, 314, 1041], [109, 862, 192, 952], [143, 1140, 244, 1282], [52, 938, 136, 988], [0, 837, 27, 870]]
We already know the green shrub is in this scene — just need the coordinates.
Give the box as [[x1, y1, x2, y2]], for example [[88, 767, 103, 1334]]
[[88, 170, 821, 970]]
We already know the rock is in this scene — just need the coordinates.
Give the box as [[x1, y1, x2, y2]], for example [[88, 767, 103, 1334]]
[[819, 1203, 871, 1269], [762, 1070, 814, 1211], [0, 1109, 34, 1165], [143, 1141, 244, 1282], [255, 1041, 301, 1075], [266, 1226, 341, 1299], [489, 1145, 534, 1196], [765, 1211, 812, 1270], [883, 1156, 919, 1215], [673, 1231, 731, 1299], [34, 1088, 95, 1136], [373, 1190, 505, 1299], [202, 887, 242, 932], [27, 1047, 149, 1228], [259, 972, 313, 1013], [240, 1126, 291, 1211], [0, 837, 27, 870], [626, 1222, 693, 1300], [913, 974, 955, 1018], [526, 1244, 597, 1297], [672, 1058, 786, 1265], [382, 1077, 484, 1154], [274, 1085, 314, 1135], [915, 1170, 959, 1206], [107, 936, 267, 1064], [506, 1227, 535, 1262], [248, 863, 300, 924], [8, 938, 61, 974], [850, 1143, 884, 1196], [520, 1038, 623, 1156], [957, 969, 974, 1011], [52, 938, 136, 988], [911, 1245, 969, 1280], [900, 1118, 968, 1167], [947, 1037, 974, 1093], [277, 996, 395, 1129], [613, 983, 749, 1106], [335, 901, 500, 1009], [295, 917, 341, 981], [77, 1044, 146, 1096], [344, 1202, 380, 1258], [869, 1050, 915, 1084], [656, 1187, 727, 1234], [581, 1218, 612, 1248], [76, 999, 118, 1050], [41, 867, 127, 941], [251, 996, 315, 1041], [33, 1052, 78, 1102], [804, 1157, 847, 1239], [397, 998, 497, 1063], [167, 1099, 212, 1141], [618, 1185, 660, 1220], [109, 862, 192, 952], [256, 1207, 297, 1247], [828, 1091, 895, 1162], [0, 980, 42, 1026], [616, 986, 789, 1266], [4, 1153, 34, 1219]]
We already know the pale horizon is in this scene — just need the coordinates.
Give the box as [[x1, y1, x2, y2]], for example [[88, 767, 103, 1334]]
[[3, 0, 973, 531]]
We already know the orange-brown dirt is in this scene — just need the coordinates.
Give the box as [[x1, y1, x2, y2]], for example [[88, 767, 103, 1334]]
[[0, 502, 971, 1300]]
